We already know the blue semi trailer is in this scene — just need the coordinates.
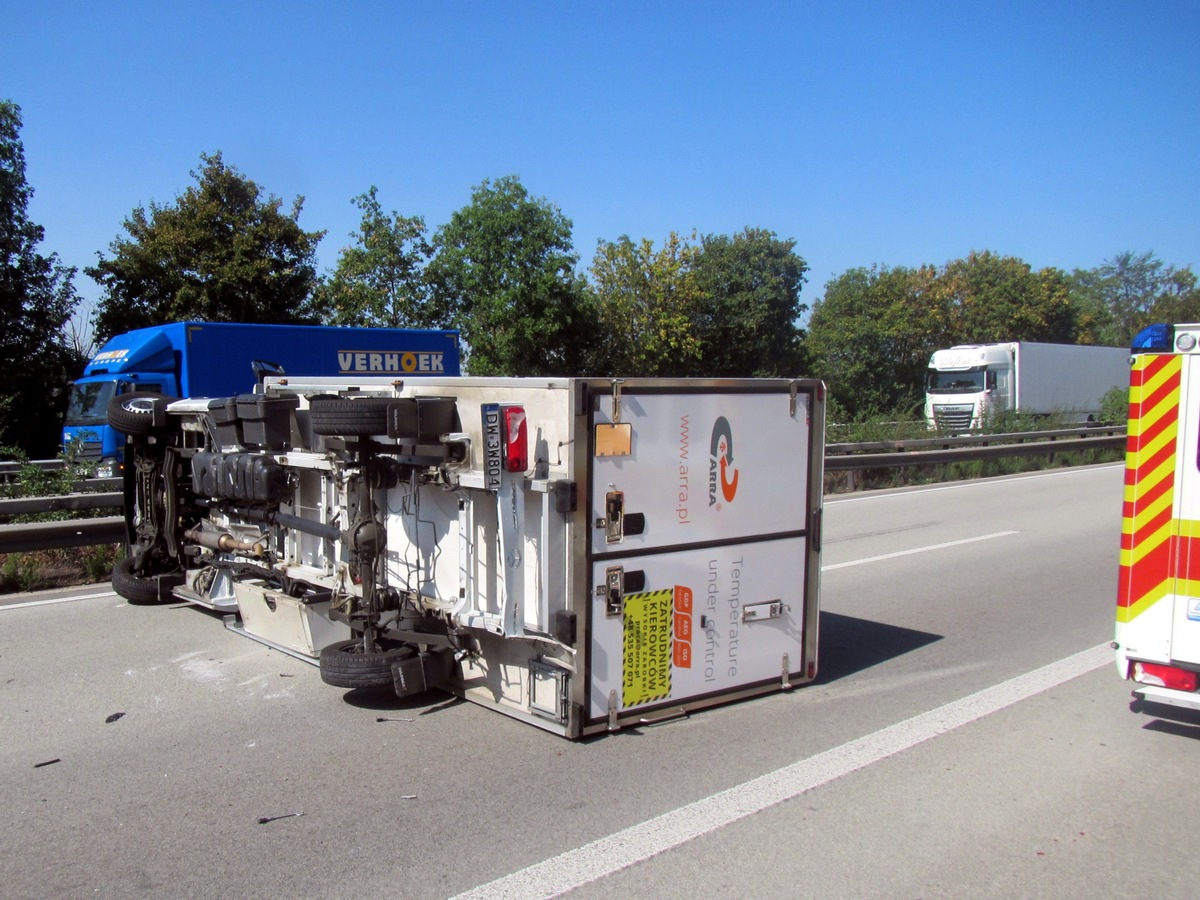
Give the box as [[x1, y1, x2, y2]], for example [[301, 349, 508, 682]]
[[62, 321, 461, 476]]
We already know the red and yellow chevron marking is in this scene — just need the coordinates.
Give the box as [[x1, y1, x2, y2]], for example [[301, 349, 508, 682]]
[[1118, 353, 1182, 624]]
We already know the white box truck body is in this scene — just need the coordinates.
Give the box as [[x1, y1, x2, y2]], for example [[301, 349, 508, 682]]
[[924, 341, 1129, 431], [108, 376, 825, 738]]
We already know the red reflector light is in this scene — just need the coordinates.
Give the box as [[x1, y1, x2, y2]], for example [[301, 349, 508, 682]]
[[502, 406, 528, 472], [1132, 662, 1199, 692]]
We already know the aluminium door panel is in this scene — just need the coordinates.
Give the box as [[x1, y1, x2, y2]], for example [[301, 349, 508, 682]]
[[586, 537, 808, 722], [589, 389, 814, 555]]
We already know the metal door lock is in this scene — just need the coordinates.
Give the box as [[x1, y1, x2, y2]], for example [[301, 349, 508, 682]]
[[598, 490, 624, 544], [604, 566, 623, 617]]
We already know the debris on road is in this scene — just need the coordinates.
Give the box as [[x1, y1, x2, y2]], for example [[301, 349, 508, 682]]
[[257, 811, 304, 825]]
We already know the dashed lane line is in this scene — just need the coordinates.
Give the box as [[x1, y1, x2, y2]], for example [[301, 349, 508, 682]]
[[821, 530, 1019, 571], [0, 589, 117, 611]]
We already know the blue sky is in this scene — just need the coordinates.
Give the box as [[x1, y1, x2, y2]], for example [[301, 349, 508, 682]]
[[4, 2, 1198, 332]]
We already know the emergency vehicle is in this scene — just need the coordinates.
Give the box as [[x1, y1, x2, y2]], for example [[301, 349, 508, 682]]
[[1116, 322, 1200, 712], [108, 375, 825, 737]]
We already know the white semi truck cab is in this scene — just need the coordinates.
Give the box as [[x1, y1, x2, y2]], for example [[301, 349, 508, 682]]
[[924, 343, 1013, 431]]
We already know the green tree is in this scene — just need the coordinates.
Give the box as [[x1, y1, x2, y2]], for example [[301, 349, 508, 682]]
[[943, 251, 1077, 345], [316, 186, 436, 328], [588, 232, 702, 376], [1069, 282, 1120, 347], [1071, 251, 1200, 345], [0, 100, 81, 457], [690, 228, 808, 376], [806, 265, 948, 413], [425, 175, 594, 375], [1146, 266, 1200, 327], [88, 152, 324, 343]]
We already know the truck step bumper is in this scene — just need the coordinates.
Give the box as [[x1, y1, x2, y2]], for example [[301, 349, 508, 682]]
[[1132, 684, 1200, 712]]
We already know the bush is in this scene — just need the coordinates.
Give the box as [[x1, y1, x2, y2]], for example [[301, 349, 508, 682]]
[[0, 545, 123, 593], [1100, 386, 1129, 425], [825, 401, 932, 444]]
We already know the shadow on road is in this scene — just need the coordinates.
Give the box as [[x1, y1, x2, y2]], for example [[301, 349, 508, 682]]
[[1142, 718, 1200, 740], [817, 611, 942, 685], [1131, 699, 1200, 740], [341, 686, 463, 715]]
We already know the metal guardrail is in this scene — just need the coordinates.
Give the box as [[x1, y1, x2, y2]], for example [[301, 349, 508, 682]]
[[825, 425, 1124, 454], [1, 459, 126, 553], [825, 425, 1125, 471], [0, 517, 126, 553], [0, 460, 121, 494], [0, 492, 123, 516], [0, 459, 68, 478], [1, 427, 1126, 553]]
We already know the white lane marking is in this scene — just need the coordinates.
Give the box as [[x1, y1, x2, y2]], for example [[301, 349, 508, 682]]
[[826, 462, 1123, 505], [822, 530, 1018, 571], [453, 643, 1111, 900], [0, 589, 117, 611]]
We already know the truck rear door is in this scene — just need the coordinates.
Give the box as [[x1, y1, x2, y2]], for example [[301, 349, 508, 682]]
[[583, 381, 822, 730]]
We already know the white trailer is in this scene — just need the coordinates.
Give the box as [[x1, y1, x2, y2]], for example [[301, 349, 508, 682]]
[[108, 376, 825, 737], [924, 341, 1129, 431]]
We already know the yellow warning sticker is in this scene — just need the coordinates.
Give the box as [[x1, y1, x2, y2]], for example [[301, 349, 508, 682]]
[[622, 589, 674, 707]]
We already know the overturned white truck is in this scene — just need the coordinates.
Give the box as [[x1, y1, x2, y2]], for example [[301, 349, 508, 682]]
[[110, 376, 825, 737]]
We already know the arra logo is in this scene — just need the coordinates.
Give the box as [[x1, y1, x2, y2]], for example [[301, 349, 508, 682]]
[[708, 416, 739, 507]]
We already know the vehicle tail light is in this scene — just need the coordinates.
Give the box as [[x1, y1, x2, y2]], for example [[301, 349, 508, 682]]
[[1132, 661, 1198, 692], [503, 406, 527, 472]]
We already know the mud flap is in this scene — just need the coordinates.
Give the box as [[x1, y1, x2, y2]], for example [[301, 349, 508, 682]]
[[392, 648, 456, 697]]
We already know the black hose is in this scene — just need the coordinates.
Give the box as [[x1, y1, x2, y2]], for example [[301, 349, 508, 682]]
[[223, 504, 342, 542]]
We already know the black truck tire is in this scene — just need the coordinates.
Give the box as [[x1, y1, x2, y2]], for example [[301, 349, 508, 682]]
[[309, 397, 391, 437], [319, 639, 417, 689], [112, 556, 183, 605], [107, 392, 175, 437]]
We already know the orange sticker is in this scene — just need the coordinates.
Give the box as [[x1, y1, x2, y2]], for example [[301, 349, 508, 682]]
[[674, 612, 692, 642], [675, 585, 693, 614], [673, 641, 692, 668]]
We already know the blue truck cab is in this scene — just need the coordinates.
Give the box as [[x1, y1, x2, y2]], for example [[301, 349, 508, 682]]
[[63, 321, 461, 476]]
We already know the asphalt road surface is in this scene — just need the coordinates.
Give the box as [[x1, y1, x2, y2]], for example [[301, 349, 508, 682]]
[[3, 463, 1198, 898]]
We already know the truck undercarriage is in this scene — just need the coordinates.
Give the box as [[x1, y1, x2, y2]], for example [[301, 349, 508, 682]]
[[109, 376, 824, 737]]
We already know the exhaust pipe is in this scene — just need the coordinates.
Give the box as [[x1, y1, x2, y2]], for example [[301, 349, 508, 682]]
[[183, 527, 265, 557]]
